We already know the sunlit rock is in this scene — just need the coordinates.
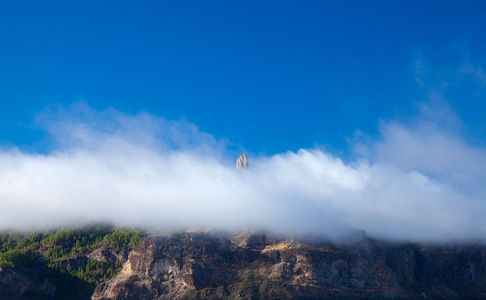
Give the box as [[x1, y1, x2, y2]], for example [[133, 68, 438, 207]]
[[236, 154, 248, 169]]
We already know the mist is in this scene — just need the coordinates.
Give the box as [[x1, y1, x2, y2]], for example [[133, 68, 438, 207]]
[[1, 103, 485, 242]]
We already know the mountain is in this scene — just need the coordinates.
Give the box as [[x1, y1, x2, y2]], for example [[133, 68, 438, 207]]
[[93, 231, 486, 299], [0, 225, 144, 299], [2, 227, 486, 299]]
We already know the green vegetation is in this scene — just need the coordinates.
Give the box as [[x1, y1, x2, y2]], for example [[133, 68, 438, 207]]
[[105, 228, 145, 250], [42, 259, 124, 299], [0, 249, 39, 268], [0, 224, 147, 299]]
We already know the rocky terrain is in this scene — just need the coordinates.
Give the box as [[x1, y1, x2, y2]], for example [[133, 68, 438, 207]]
[[0, 265, 55, 299], [0, 225, 142, 299], [2, 227, 486, 299], [92, 231, 486, 299]]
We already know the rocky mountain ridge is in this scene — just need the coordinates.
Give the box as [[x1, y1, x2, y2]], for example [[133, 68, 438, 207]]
[[2, 228, 486, 299], [92, 231, 486, 299]]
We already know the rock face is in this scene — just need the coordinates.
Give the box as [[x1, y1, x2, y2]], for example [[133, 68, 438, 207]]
[[236, 154, 248, 169], [92, 232, 486, 299], [52, 247, 128, 273], [87, 247, 128, 264], [0, 266, 55, 299]]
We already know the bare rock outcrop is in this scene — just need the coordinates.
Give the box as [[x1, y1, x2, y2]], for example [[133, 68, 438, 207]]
[[0, 266, 55, 299], [236, 154, 248, 169], [87, 248, 128, 264], [91, 232, 486, 299]]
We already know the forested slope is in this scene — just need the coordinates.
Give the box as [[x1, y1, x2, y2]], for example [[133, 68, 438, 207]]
[[0, 224, 145, 299]]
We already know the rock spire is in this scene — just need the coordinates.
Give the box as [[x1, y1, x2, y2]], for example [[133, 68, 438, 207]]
[[236, 154, 248, 169]]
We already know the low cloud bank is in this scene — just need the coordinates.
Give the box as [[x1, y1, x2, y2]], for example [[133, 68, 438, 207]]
[[1, 103, 485, 242]]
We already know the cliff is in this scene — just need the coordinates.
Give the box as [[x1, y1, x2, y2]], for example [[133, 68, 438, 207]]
[[92, 231, 486, 299]]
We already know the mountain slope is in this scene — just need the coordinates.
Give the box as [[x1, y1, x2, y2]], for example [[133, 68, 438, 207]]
[[93, 231, 486, 299]]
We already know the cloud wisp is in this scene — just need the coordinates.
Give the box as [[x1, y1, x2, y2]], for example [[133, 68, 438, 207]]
[[1, 103, 485, 242]]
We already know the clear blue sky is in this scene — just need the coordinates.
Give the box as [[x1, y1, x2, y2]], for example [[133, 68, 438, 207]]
[[2, 1, 486, 238], [1, 0, 485, 156]]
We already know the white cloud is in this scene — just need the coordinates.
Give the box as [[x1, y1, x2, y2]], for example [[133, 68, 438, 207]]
[[0, 103, 485, 242]]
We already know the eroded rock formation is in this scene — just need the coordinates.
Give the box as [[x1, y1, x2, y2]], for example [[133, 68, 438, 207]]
[[91, 232, 486, 299], [236, 154, 248, 169]]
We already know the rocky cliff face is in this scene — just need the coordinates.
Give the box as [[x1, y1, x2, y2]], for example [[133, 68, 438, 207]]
[[92, 232, 486, 299], [0, 266, 55, 299]]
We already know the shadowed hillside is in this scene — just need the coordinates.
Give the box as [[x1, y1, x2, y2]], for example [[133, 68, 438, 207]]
[[0, 224, 145, 299]]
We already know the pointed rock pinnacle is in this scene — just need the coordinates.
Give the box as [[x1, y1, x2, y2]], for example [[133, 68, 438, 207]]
[[236, 154, 248, 169]]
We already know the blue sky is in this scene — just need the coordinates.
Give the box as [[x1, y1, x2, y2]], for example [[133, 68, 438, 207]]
[[1, 1, 486, 239], [1, 0, 484, 155]]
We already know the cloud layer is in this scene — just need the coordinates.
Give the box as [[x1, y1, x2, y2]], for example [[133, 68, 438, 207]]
[[1, 102, 485, 242]]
